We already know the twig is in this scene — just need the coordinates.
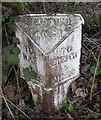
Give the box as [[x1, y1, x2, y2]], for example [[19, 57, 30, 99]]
[[89, 47, 101, 103], [13, 66, 22, 100], [91, 31, 101, 38], [4, 25, 10, 45], [0, 88, 16, 120], [24, 7, 31, 14], [92, 90, 101, 97], [83, 43, 98, 62], [21, 1, 31, 14], [83, 35, 101, 47], [13, 65, 24, 119], [0, 92, 31, 120], [67, 113, 74, 120], [88, 46, 98, 60], [4, 66, 13, 86], [88, 108, 101, 116]]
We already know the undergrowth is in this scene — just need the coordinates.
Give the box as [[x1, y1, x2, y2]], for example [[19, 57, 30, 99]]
[[1, 2, 101, 120]]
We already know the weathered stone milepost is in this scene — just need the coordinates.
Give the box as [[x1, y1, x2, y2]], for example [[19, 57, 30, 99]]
[[15, 14, 84, 112]]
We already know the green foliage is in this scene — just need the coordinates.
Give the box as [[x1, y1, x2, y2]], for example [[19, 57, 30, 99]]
[[13, 1, 24, 9], [7, 20, 15, 33], [67, 103, 74, 113], [13, 37, 20, 44], [6, 16, 19, 33], [12, 47, 20, 55], [2, 44, 20, 65], [90, 66, 101, 76], [2, 43, 20, 84], [23, 2, 33, 8], [2, 2, 25, 14], [7, 54, 19, 65], [65, 97, 74, 113], [2, 59, 10, 83], [2, 7, 21, 84], [23, 68, 37, 81]]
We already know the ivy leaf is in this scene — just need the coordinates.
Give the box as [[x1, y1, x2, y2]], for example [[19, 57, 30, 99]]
[[13, 37, 20, 44], [3, 46, 11, 54], [12, 47, 20, 55], [23, 68, 37, 81], [23, 68, 30, 74], [67, 103, 74, 113], [29, 71, 37, 79], [2, 52, 8, 62], [96, 70, 101, 75], [13, 16, 19, 22], [7, 17, 15, 33], [64, 98, 74, 113], [6, 54, 19, 65], [3, 44, 14, 53], [3, 47, 11, 62], [90, 66, 101, 76]]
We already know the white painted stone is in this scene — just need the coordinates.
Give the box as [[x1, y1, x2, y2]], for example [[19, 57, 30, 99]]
[[15, 14, 84, 111]]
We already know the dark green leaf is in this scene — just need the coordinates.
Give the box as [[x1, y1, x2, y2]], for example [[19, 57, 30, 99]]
[[13, 37, 20, 44], [13, 16, 19, 22], [12, 47, 20, 55], [2, 62, 9, 72], [2, 52, 7, 62], [29, 71, 37, 79], [23, 68, 37, 81], [6, 54, 19, 65], [3, 48, 11, 62], [67, 103, 74, 113], [23, 68, 29, 75], [3, 46, 11, 54], [90, 66, 96, 74], [90, 66, 101, 76], [97, 70, 101, 75], [3, 45, 15, 62], [7, 21, 15, 32]]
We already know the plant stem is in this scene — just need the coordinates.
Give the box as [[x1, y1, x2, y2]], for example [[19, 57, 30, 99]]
[[4, 66, 13, 86], [4, 25, 10, 45], [0, 92, 31, 120], [89, 47, 101, 103], [13, 66, 22, 101], [0, 87, 15, 120]]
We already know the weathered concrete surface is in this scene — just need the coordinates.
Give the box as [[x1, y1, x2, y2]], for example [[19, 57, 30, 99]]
[[15, 14, 84, 111]]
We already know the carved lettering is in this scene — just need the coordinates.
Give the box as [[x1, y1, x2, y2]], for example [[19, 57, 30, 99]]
[[52, 69, 75, 82], [60, 45, 72, 56], [32, 17, 72, 39], [49, 51, 77, 66], [33, 17, 71, 26]]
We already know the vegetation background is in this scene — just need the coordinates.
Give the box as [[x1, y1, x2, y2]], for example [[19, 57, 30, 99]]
[[1, 2, 101, 120]]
